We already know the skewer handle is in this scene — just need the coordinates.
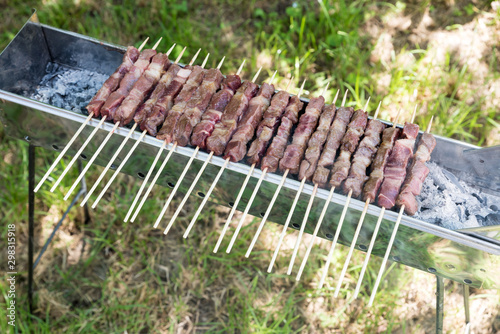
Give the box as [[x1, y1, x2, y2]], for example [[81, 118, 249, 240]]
[[155, 145, 200, 230], [213, 162, 255, 253], [124, 141, 167, 222], [296, 184, 335, 281], [287, 183, 318, 275], [130, 142, 177, 223], [353, 205, 384, 299], [267, 176, 307, 273], [64, 122, 120, 201], [92, 130, 147, 208], [183, 158, 230, 238], [226, 165, 261, 253], [166, 151, 214, 233], [35, 112, 94, 193], [245, 169, 289, 258], [79, 123, 138, 206], [318, 188, 351, 289], [50, 114, 106, 192], [333, 197, 369, 298], [368, 205, 404, 307]]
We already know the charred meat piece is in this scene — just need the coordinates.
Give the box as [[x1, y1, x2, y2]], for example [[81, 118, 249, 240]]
[[261, 96, 304, 173], [100, 49, 157, 121], [224, 83, 275, 162], [87, 46, 140, 118], [206, 81, 259, 156], [279, 96, 325, 174], [191, 75, 242, 150]]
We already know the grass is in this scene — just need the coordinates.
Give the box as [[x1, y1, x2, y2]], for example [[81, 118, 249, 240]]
[[1, 0, 500, 333]]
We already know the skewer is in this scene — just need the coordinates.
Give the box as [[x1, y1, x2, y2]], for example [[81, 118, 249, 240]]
[[367, 110, 426, 307], [352, 110, 401, 299], [225, 70, 279, 253], [159, 64, 261, 234], [92, 51, 209, 209], [287, 89, 342, 275], [161, 56, 226, 234], [132, 59, 245, 224], [296, 97, 376, 282], [127, 54, 226, 223], [36, 37, 150, 193], [244, 79, 306, 258], [267, 82, 331, 273], [79, 41, 181, 207], [332, 100, 384, 297], [208, 67, 263, 252]]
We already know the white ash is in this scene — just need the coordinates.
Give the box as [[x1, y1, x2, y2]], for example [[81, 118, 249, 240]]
[[415, 162, 500, 230], [31, 63, 108, 114]]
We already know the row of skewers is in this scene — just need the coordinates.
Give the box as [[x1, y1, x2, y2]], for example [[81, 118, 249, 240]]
[[34, 37, 436, 303]]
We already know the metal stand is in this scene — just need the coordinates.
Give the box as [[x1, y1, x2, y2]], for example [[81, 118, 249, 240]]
[[27, 145, 89, 315], [436, 276, 444, 334], [463, 284, 471, 334]]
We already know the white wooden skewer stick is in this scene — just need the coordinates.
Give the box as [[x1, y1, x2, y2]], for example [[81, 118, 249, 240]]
[[64, 122, 120, 200], [36, 38, 151, 193], [184, 157, 229, 238], [244, 79, 305, 258], [287, 88, 340, 275], [367, 204, 404, 306], [50, 115, 107, 192], [79, 123, 139, 205], [212, 67, 263, 252], [91, 129, 147, 208], [130, 142, 177, 222], [164, 151, 214, 234], [295, 183, 335, 281], [318, 189, 352, 289], [225, 70, 278, 253], [213, 163, 255, 253], [36, 112, 95, 192], [154, 146, 200, 230], [267, 177, 307, 273], [124, 141, 166, 222]]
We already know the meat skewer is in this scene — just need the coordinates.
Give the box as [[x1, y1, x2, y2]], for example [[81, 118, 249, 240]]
[[160, 58, 228, 235], [244, 79, 306, 258], [223, 76, 292, 253], [92, 52, 210, 209], [352, 110, 402, 299], [126, 55, 232, 224], [317, 104, 370, 286], [332, 103, 387, 297], [368, 113, 431, 307], [208, 67, 266, 252], [296, 96, 374, 282], [131, 60, 245, 225], [75, 43, 187, 205], [285, 90, 342, 275], [223, 71, 279, 253], [63, 39, 164, 201], [177, 70, 274, 241], [155, 65, 261, 231], [35, 38, 148, 193], [267, 83, 331, 273]]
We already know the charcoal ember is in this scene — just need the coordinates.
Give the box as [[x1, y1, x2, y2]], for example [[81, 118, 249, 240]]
[[31, 62, 108, 114]]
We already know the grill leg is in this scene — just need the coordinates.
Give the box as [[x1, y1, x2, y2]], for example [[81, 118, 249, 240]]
[[28, 144, 35, 314], [463, 284, 471, 334], [436, 276, 444, 334]]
